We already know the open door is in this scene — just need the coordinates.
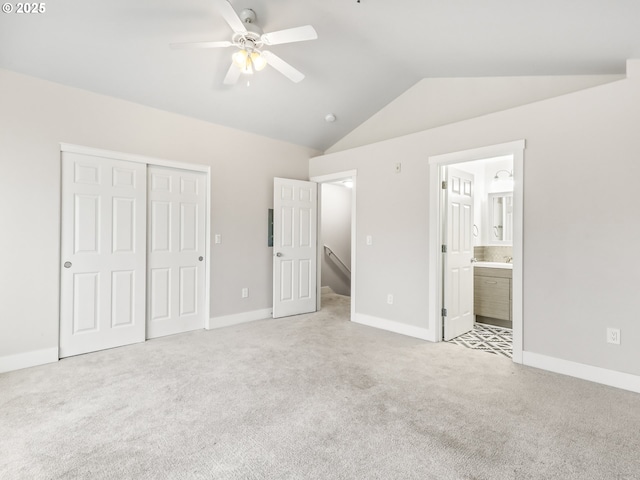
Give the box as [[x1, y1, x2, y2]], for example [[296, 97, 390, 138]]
[[273, 178, 317, 318], [442, 166, 475, 340]]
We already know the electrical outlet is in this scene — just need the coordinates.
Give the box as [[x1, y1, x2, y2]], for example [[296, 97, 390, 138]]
[[366, 235, 373, 246], [607, 328, 621, 345], [241, 288, 249, 298], [214, 234, 221, 244], [387, 294, 394, 305]]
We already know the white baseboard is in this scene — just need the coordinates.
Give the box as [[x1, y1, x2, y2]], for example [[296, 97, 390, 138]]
[[522, 351, 640, 394], [321, 286, 333, 294], [209, 308, 272, 329], [0, 347, 58, 374], [353, 313, 431, 341]]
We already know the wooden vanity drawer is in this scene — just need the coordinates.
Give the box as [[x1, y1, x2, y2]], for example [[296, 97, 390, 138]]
[[474, 276, 511, 321]]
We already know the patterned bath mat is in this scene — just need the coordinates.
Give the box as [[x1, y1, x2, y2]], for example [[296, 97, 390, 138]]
[[447, 323, 513, 358]]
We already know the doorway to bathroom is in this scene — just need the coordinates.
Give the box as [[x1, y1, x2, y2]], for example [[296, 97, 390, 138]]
[[428, 140, 524, 363]]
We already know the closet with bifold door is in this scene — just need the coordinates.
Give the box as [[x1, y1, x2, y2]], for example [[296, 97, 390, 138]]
[[59, 147, 209, 358]]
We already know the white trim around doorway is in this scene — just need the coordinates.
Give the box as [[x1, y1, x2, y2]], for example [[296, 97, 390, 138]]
[[310, 170, 357, 322], [428, 140, 525, 364]]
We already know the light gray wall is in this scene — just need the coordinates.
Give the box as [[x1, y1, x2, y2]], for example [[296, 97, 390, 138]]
[[320, 183, 351, 296], [0, 69, 314, 362], [310, 72, 640, 376], [326, 75, 623, 153]]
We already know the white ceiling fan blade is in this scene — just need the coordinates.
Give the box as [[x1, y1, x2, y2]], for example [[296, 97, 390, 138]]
[[170, 40, 233, 49], [261, 25, 318, 46], [261, 51, 305, 83], [213, 0, 247, 34], [223, 63, 242, 85]]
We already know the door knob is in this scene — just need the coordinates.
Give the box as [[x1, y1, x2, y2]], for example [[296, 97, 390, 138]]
[[198, 256, 203, 261], [275, 252, 283, 257], [64, 261, 72, 268]]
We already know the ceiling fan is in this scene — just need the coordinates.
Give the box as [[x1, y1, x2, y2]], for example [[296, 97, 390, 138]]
[[171, 0, 318, 85]]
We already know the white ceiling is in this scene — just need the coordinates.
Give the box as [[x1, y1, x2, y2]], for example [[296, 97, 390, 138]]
[[1, 0, 640, 151]]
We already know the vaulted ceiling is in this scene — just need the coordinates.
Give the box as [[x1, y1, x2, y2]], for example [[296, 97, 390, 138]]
[[1, 0, 640, 151]]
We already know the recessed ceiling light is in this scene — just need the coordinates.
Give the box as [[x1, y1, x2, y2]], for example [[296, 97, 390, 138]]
[[325, 113, 336, 123]]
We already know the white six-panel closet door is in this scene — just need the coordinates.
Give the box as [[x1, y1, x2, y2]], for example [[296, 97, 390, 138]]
[[146, 166, 206, 339], [59, 152, 147, 358]]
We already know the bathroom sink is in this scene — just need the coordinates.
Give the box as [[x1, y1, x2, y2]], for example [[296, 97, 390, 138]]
[[473, 261, 513, 269]]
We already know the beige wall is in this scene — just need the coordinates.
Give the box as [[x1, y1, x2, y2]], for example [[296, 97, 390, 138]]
[[311, 71, 640, 376], [0, 69, 315, 364]]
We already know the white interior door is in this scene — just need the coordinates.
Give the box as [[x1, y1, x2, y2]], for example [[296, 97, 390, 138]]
[[60, 152, 146, 357], [273, 178, 317, 318], [443, 166, 475, 340], [147, 166, 207, 339]]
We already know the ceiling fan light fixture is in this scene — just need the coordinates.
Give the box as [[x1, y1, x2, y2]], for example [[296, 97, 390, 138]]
[[232, 49, 267, 75], [250, 51, 267, 71], [232, 49, 249, 69], [172, 4, 315, 85]]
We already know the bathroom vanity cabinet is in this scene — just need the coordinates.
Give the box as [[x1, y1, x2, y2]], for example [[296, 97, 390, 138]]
[[474, 266, 512, 328]]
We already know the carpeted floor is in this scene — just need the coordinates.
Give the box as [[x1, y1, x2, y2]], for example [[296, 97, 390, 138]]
[[448, 323, 513, 358], [1, 292, 640, 479]]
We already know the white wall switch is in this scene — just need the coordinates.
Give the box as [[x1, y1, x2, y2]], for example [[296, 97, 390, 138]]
[[387, 294, 394, 305], [241, 288, 249, 298], [395, 162, 402, 173], [214, 234, 221, 244], [607, 328, 621, 345], [366, 235, 373, 246]]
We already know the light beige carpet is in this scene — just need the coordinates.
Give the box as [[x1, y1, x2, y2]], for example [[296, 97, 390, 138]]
[[1, 293, 639, 479]]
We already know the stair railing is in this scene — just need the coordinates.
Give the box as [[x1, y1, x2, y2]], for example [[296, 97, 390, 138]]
[[323, 245, 351, 277]]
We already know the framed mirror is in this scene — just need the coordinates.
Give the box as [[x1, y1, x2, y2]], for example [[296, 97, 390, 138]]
[[488, 192, 513, 245]]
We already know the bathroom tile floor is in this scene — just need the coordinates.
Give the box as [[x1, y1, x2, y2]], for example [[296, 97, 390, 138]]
[[448, 323, 513, 358]]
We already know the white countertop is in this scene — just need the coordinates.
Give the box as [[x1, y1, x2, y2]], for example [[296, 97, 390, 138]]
[[473, 261, 513, 269]]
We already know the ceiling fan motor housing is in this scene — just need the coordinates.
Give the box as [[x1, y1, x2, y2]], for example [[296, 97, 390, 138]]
[[238, 9, 263, 37], [240, 9, 257, 25]]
